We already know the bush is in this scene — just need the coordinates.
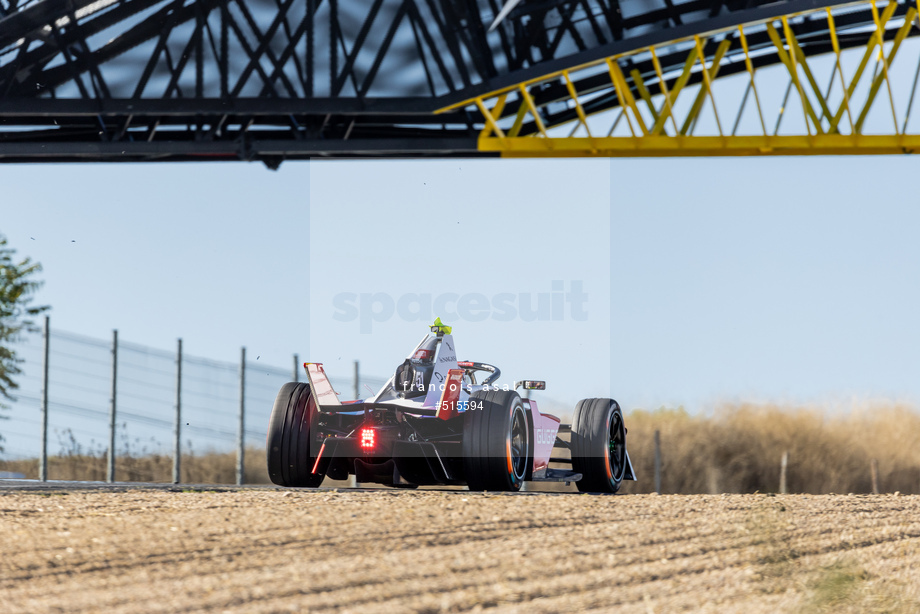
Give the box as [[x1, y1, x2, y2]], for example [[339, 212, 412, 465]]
[[0, 445, 271, 484], [4, 401, 918, 493], [620, 401, 920, 494]]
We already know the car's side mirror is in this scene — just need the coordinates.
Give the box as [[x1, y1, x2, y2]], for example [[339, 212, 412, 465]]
[[514, 380, 546, 391]]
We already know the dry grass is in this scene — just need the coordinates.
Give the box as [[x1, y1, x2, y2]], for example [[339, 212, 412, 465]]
[[3, 401, 919, 494], [620, 401, 920, 495], [0, 424, 272, 483], [0, 446, 270, 484]]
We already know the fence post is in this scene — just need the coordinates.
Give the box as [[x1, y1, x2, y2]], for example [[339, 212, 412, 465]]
[[871, 458, 879, 494], [353, 360, 359, 400], [293, 353, 299, 382], [39, 315, 50, 482], [173, 338, 182, 484], [654, 429, 662, 495], [707, 465, 721, 494], [236, 347, 245, 486], [107, 329, 117, 483], [780, 451, 788, 494]]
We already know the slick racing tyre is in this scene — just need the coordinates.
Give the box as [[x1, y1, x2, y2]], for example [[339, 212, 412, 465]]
[[463, 390, 530, 492], [571, 398, 627, 493], [267, 382, 325, 487]]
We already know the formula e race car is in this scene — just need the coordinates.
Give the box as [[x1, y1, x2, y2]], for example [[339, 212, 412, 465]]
[[267, 319, 636, 493]]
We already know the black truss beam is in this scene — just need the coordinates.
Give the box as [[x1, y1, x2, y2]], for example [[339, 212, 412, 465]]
[[0, 0, 900, 163]]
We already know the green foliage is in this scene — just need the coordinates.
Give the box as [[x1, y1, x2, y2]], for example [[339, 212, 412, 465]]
[[0, 233, 50, 446]]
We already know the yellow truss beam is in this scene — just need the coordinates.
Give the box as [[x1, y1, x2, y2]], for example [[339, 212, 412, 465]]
[[855, 4, 916, 132], [606, 58, 647, 136], [767, 21, 822, 134], [826, 8, 856, 133], [562, 72, 593, 139], [827, 0, 898, 133], [680, 38, 730, 136], [631, 68, 661, 125], [738, 25, 768, 135], [436, 0, 920, 157], [478, 134, 920, 156], [648, 46, 684, 136]]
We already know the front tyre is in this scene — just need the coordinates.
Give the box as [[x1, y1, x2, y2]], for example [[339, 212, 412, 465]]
[[571, 398, 627, 493], [266, 382, 324, 487], [463, 390, 530, 492]]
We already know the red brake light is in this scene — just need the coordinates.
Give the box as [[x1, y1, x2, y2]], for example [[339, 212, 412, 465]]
[[360, 428, 375, 450]]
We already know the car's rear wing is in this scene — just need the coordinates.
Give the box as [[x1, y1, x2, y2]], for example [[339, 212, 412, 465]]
[[304, 362, 341, 409]]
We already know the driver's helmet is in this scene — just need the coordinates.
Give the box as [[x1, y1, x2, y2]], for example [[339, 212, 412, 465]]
[[395, 337, 437, 398]]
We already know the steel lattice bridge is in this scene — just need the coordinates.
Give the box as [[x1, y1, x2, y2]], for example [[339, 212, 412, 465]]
[[1, 0, 920, 164]]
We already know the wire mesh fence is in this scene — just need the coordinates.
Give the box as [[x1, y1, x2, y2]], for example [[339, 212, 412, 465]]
[[0, 319, 386, 484]]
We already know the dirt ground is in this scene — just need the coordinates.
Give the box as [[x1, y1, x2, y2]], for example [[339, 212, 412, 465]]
[[1, 485, 919, 613]]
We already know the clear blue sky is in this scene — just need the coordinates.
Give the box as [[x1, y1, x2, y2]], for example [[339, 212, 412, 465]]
[[2, 155, 919, 419]]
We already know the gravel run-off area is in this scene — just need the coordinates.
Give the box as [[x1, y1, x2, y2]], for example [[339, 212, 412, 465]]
[[2, 484, 920, 613]]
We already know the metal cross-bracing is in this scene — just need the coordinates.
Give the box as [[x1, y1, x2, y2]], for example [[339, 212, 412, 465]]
[[0, 0, 919, 163], [445, 0, 920, 156]]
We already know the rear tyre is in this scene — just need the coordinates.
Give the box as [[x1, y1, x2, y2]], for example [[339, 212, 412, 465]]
[[463, 390, 530, 492], [571, 398, 627, 493], [266, 382, 324, 487]]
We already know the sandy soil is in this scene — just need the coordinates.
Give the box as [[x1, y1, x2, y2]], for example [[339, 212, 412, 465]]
[[2, 486, 919, 613]]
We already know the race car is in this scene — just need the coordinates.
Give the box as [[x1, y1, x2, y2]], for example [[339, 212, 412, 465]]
[[267, 319, 636, 492]]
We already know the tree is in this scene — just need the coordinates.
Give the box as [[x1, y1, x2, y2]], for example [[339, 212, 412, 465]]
[[0, 233, 50, 451]]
